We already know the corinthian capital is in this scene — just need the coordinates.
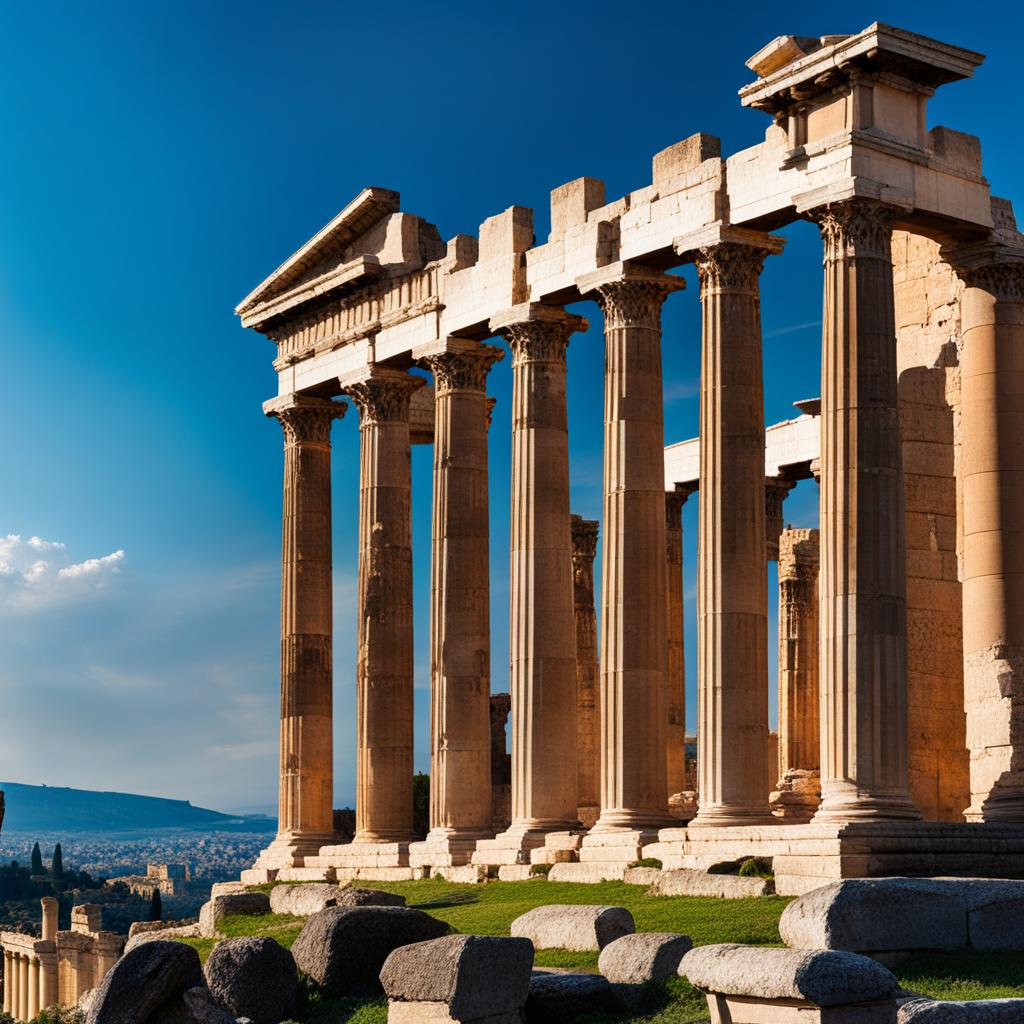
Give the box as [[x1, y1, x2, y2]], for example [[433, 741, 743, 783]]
[[570, 514, 599, 565], [942, 240, 1024, 302], [809, 198, 900, 263], [695, 243, 771, 295], [490, 303, 588, 369], [421, 343, 504, 395], [578, 262, 684, 331], [264, 394, 346, 446], [344, 367, 425, 427]]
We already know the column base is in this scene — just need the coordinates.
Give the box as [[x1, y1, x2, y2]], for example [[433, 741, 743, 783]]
[[688, 804, 778, 829], [812, 782, 922, 823], [770, 770, 821, 823], [471, 821, 578, 867], [245, 830, 341, 881], [314, 840, 414, 870], [966, 773, 1024, 823], [579, 826, 662, 865], [409, 829, 495, 869]]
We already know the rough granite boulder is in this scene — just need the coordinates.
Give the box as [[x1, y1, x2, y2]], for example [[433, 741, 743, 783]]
[[598, 932, 693, 985], [779, 879, 967, 953], [86, 941, 205, 1024], [899, 998, 1024, 1022], [958, 879, 1024, 951], [337, 886, 406, 908], [150, 987, 236, 1024], [268, 883, 343, 916], [380, 934, 534, 1019], [680, 944, 899, 1007], [525, 972, 618, 1022], [204, 937, 298, 1024], [290, 905, 449, 996], [198, 892, 271, 938], [510, 905, 634, 952]]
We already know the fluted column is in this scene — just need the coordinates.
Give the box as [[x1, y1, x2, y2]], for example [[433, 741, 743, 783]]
[[810, 198, 919, 821], [40, 898, 56, 943], [579, 262, 684, 834], [38, 951, 57, 1012], [347, 367, 425, 844], [3, 950, 12, 1015], [18, 954, 28, 1022], [688, 238, 781, 827], [666, 485, 696, 801], [410, 342, 503, 864], [260, 394, 346, 868], [765, 477, 796, 561], [771, 527, 821, 820], [26, 957, 39, 1020], [946, 245, 1024, 821], [571, 515, 600, 824]]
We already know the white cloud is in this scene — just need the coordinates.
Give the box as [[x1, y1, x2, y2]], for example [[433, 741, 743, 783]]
[[23, 560, 50, 584], [28, 536, 65, 552], [0, 534, 126, 609], [58, 550, 125, 579]]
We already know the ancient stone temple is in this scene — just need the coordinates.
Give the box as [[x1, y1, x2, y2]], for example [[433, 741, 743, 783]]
[[237, 23, 1024, 895]]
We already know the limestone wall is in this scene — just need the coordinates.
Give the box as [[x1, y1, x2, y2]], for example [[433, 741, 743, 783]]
[[892, 230, 970, 821]]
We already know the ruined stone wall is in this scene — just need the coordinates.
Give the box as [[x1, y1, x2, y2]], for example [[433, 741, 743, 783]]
[[892, 229, 970, 821]]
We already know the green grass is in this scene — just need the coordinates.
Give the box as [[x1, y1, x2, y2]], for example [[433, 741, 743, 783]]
[[177, 879, 1024, 1022]]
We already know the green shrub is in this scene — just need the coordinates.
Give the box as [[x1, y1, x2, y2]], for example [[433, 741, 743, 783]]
[[529, 864, 552, 877], [738, 857, 773, 879], [630, 858, 663, 869]]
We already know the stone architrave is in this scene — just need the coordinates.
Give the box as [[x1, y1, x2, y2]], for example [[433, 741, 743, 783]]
[[409, 341, 504, 868], [251, 394, 346, 876], [945, 242, 1024, 821], [808, 198, 920, 822], [571, 515, 601, 827], [770, 528, 821, 820], [666, 486, 696, 804], [577, 261, 684, 859], [682, 233, 783, 828], [346, 368, 426, 854], [473, 304, 587, 865]]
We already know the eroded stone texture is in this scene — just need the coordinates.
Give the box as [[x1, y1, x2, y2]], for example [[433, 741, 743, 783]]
[[598, 932, 693, 985], [666, 487, 695, 806], [510, 905, 635, 952], [571, 515, 600, 824]]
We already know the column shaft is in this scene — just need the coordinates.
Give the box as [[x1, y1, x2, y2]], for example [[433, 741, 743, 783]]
[[3, 950, 11, 1016], [39, 954, 57, 1012], [666, 487, 694, 800], [691, 242, 776, 826], [572, 515, 601, 822], [812, 199, 919, 821], [27, 958, 39, 1020], [348, 368, 424, 843], [18, 954, 28, 1022]]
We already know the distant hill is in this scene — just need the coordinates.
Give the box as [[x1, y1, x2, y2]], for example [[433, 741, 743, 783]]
[[0, 782, 276, 833]]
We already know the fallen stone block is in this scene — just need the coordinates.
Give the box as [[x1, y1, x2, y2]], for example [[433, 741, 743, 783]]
[[198, 892, 271, 938], [525, 971, 618, 1022], [598, 931, 693, 985], [269, 882, 343, 916], [290, 905, 449, 996], [151, 986, 236, 1024], [381, 934, 534, 1023], [510, 904, 634, 951], [899, 998, 1024, 1022], [779, 879, 967, 953], [622, 866, 662, 887], [648, 869, 773, 898], [86, 941, 205, 1024], [545, 862, 626, 883], [204, 936, 298, 1024], [124, 924, 202, 954], [681, 944, 899, 1023], [958, 879, 1024, 951], [337, 886, 408, 907]]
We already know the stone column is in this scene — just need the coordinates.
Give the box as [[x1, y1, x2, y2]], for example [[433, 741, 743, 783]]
[[40, 898, 57, 943], [765, 477, 796, 561], [489, 693, 512, 832], [809, 198, 919, 821], [3, 949, 12, 1015], [254, 395, 346, 875], [571, 515, 601, 827], [770, 528, 821, 820], [687, 236, 782, 827], [347, 367, 425, 849], [666, 485, 696, 804], [578, 261, 684, 852], [18, 954, 28, 1022], [26, 957, 39, 1020], [474, 303, 586, 863], [409, 342, 503, 867], [38, 951, 57, 1011], [947, 244, 1024, 820]]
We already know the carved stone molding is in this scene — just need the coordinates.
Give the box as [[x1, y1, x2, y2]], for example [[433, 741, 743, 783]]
[[695, 243, 770, 295], [266, 396, 346, 446], [960, 262, 1024, 302], [810, 198, 899, 263], [422, 344, 504, 395], [498, 318, 578, 368], [590, 276, 682, 330], [345, 370, 425, 427]]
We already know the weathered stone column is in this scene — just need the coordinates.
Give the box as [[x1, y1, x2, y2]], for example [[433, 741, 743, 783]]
[[38, 950, 57, 1012], [947, 241, 1024, 820], [26, 957, 39, 1020], [684, 234, 782, 828], [666, 485, 696, 803], [409, 342, 503, 867], [40, 898, 56, 943], [346, 367, 425, 849], [770, 528, 821, 820], [571, 514, 600, 827], [578, 261, 683, 853], [254, 394, 346, 876], [765, 477, 796, 561], [18, 954, 28, 1022], [3, 949, 12, 1015], [473, 303, 586, 863], [809, 198, 919, 821]]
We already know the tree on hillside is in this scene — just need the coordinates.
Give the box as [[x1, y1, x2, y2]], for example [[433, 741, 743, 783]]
[[150, 888, 162, 922], [30, 843, 43, 875], [51, 844, 64, 882]]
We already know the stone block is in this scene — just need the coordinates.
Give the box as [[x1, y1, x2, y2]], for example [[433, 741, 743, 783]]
[[337, 887, 408, 908], [479, 207, 533, 262], [510, 905, 634, 951], [269, 882, 343, 916], [497, 865, 535, 882], [648, 870, 774, 898], [550, 178, 605, 238], [380, 934, 534, 1022], [899, 998, 1024, 1022], [198, 892, 271, 938], [204, 936, 298, 1024], [653, 134, 721, 185], [525, 971, 619, 1022], [960, 879, 1024, 950], [431, 865, 490, 884], [546, 862, 627, 883], [622, 867, 662, 887], [598, 932, 693, 985]]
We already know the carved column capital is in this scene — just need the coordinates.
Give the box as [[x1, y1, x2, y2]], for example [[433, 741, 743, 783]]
[[765, 476, 797, 560], [943, 242, 1024, 301], [421, 344, 504, 395], [570, 514, 599, 567], [580, 263, 684, 330], [666, 482, 698, 528], [695, 243, 771, 295], [778, 527, 820, 585], [808, 198, 900, 263], [491, 304, 587, 368], [264, 394, 346, 446], [344, 368, 425, 427]]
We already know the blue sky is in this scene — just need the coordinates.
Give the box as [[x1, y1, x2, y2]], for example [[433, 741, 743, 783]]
[[1, 1, 1020, 814]]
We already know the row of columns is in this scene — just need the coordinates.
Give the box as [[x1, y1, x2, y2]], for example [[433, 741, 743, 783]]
[[2, 900, 58, 1021], [263, 195, 1024, 870]]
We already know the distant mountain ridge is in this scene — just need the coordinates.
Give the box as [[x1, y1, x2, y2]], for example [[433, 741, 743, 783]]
[[0, 782, 276, 833]]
